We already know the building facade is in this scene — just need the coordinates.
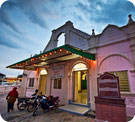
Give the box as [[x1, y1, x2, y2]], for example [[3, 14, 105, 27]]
[[7, 15, 135, 116]]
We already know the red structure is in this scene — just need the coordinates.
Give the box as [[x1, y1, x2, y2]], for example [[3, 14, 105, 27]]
[[95, 72, 127, 122], [97, 72, 120, 98]]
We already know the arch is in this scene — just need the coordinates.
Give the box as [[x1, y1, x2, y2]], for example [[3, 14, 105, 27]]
[[99, 24, 128, 43], [57, 33, 65, 47], [101, 24, 126, 35], [56, 32, 65, 39], [69, 60, 91, 76], [69, 60, 90, 105], [44, 21, 74, 51], [98, 54, 133, 73], [40, 69, 48, 75], [72, 63, 88, 71]]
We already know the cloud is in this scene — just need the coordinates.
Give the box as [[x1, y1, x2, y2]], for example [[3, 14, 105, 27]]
[[0, 8, 21, 33], [4, 0, 49, 29], [0, 33, 20, 48], [0, 0, 51, 49], [18, 0, 48, 29], [76, 15, 85, 22], [76, 0, 135, 25]]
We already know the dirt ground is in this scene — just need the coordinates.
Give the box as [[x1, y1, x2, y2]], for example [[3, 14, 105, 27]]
[[28, 110, 95, 122], [0, 94, 133, 122], [0, 94, 95, 122], [2, 108, 134, 122], [2, 110, 95, 122]]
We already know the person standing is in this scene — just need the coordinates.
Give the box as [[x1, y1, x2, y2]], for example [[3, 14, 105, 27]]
[[6, 87, 18, 112]]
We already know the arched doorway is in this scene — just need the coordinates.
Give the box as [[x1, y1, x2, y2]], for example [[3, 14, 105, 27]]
[[72, 63, 88, 105], [39, 69, 47, 95]]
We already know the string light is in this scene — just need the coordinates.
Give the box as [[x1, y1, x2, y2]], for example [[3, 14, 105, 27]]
[[26, 62, 28, 65], [66, 51, 69, 53], [59, 49, 62, 52], [49, 52, 52, 55], [93, 60, 96, 64], [13, 48, 95, 68]]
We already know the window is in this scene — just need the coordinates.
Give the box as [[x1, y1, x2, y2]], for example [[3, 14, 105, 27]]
[[29, 78, 34, 87], [54, 78, 62, 89], [110, 71, 130, 92]]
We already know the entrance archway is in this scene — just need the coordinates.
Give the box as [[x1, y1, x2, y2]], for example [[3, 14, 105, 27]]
[[72, 63, 88, 105], [39, 69, 47, 95]]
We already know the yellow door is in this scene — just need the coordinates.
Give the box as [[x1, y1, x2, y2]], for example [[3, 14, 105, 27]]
[[74, 71, 88, 104], [39, 75, 46, 95]]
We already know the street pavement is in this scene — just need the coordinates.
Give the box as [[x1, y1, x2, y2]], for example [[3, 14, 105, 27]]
[[0, 94, 33, 122], [0, 94, 8, 114], [0, 94, 95, 122], [0, 93, 20, 114], [0, 94, 133, 122]]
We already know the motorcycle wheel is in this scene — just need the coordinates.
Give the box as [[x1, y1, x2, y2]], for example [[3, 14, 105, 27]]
[[53, 101, 58, 110], [33, 106, 39, 116], [17, 102, 27, 111], [27, 103, 35, 112]]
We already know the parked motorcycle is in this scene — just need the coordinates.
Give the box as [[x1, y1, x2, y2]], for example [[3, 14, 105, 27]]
[[32, 95, 59, 116], [17, 97, 35, 111], [17, 89, 38, 112], [27, 95, 42, 112]]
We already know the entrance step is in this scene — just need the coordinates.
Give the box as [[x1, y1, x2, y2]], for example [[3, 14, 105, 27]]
[[58, 104, 90, 116]]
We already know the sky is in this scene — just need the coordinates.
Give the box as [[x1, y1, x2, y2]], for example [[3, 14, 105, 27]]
[[0, 0, 135, 77]]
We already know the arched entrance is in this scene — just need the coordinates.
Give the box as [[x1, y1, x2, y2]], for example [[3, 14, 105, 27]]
[[39, 69, 47, 95], [72, 63, 88, 105]]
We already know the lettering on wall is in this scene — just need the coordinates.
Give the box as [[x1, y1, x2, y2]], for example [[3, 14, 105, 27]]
[[51, 64, 64, 79], [97, 72, 121, 98]]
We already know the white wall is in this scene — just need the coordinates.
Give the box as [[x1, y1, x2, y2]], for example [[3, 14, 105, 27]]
[[0, 85, 18, 95]]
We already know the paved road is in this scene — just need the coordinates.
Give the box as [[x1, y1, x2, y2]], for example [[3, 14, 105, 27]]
[[0, 94, 21, 121], [0, 94, 18, 114], [0, 94, 133, 122], [0, 94, 8, 114]]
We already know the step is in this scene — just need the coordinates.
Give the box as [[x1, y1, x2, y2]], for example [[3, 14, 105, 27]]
[[59, 104, 90, 116]]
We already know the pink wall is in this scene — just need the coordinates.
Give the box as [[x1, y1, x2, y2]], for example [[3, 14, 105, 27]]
[[97, 40, 135, 92], [97, 40, 132, 69], [97, 40, 135, 117], [50, 78, 63, 104]]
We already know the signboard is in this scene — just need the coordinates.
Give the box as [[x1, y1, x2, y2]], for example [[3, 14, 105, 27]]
[[97, 72, 120, 98], [51, 64, 64, 79]]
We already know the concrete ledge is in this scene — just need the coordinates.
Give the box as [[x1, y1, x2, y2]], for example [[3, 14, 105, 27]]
[[59, 104, 90, 116]]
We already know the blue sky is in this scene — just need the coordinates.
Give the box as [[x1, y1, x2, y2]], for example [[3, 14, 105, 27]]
[[0, 0, 135, 77]]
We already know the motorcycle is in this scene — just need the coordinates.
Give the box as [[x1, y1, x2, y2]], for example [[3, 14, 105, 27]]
[[27, 95, 42, 112], [32, 95, 59, 116], [17, 90, 38, 112], [17, 97, 35, 111]]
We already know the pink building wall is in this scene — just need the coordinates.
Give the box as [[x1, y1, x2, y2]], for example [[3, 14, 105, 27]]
[[97, 36, 135, 117], [20, 15, 135, 117]]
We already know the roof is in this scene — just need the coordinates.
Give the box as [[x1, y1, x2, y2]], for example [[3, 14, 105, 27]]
[[7, 44, 95, 70]]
